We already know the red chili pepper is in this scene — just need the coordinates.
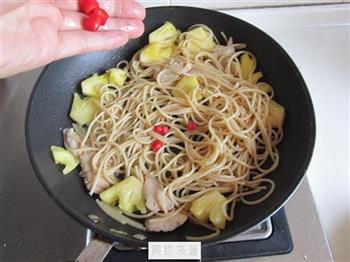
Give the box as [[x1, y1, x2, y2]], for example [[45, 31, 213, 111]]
[[154, 125, 164, 135], [161, 125, 170, 135], [151, 139, 164, 152], [79, 0, 99, 15], [89, 7, 109, 26], [153, 125, 169, 136], [187, 121, 197, 131], [82, 16, 100, 32]]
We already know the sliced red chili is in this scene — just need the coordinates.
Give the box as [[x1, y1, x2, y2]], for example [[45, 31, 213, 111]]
[[161, 126, 170, 135], [79, 0, 99, 15], [153, 125, 169, 136], [151, 139, 164, 152], [89, 7, 109, 26], [82, 16, 100, 32], [187, 121, 197, 131], [154, 125, 164, 135]]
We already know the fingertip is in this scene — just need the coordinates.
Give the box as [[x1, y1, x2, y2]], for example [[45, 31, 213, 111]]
[[122, 1, 146, 20], [134, 2, 146, 20], [129, 20, 144, 39]]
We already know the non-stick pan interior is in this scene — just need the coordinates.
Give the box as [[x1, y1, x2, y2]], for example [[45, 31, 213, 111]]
[[26, 7, 315, 246]]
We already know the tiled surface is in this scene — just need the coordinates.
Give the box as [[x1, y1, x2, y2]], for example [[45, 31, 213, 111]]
[[168, 0, 346, 10]]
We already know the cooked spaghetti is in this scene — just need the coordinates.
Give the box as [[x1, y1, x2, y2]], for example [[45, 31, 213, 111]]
[[51, 22, 285, 240]]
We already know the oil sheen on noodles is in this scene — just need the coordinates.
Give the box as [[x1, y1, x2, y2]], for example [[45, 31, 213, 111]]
[[75, 25, 282, 240]]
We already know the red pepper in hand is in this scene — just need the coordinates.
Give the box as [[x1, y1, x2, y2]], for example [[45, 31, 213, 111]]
[[187, 121, 197, 131], [79, 0, 109, 31], [79, 0, 99, 15], [82, 16, 100, 32], [151, 139, 164, 152], [89, 8, 109, 26], [154, 125, 169, 136]]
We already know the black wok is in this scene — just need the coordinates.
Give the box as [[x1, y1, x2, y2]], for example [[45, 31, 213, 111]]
[[25, 6, 316, 247]]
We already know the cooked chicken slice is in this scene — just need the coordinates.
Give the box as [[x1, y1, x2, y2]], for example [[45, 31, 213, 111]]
[[145, 212, 188, 232], [63, 128, 81, 152], [168, 58, 192, 75], [79, 153, 110, 194], [63, 128, 110, 194], [144, 175, 174, 212]]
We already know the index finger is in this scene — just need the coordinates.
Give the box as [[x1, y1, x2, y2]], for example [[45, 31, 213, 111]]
[[55, 0, 145, 20]]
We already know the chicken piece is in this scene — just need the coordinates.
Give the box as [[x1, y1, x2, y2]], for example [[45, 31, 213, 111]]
[[79, 153, 110, 194], [63, 128, 110, 194], [168, 59, 192, 75], [63, 128, 81, 152], [145, 212, 188, 232], [144, 175, 174, 212]]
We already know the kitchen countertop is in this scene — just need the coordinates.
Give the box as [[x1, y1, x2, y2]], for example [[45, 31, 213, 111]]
[[1, 2, 349, 262], [0, 69, 86, 261]]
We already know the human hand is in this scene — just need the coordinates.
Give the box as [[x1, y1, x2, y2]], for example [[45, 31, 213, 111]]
[[0, 0, 145, 78]]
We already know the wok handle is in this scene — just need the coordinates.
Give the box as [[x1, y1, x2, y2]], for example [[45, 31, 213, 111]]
[[75, 237, 112, 262]]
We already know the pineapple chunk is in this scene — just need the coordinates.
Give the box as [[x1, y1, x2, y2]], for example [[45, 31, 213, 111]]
[[140, 43, 173, 66], [190, 190, 227, 229], [50, 146, 79, 175], [258, 83, 272, 93], [149, 21, 178, 46], [100, 176, 146, 214], [172, 76, 201, 100], [250, 71, 263, 84], [240, 54, 263, 84], [240, 53, 254, 80], [107, 68, 127, 87], [69, 93, 98, 126], [81, 73, 109, 97], [267, 100, 285, 128], [209, 200, 226, 229], [100, 185, 119, 206], [186, 27, 216, 54]]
